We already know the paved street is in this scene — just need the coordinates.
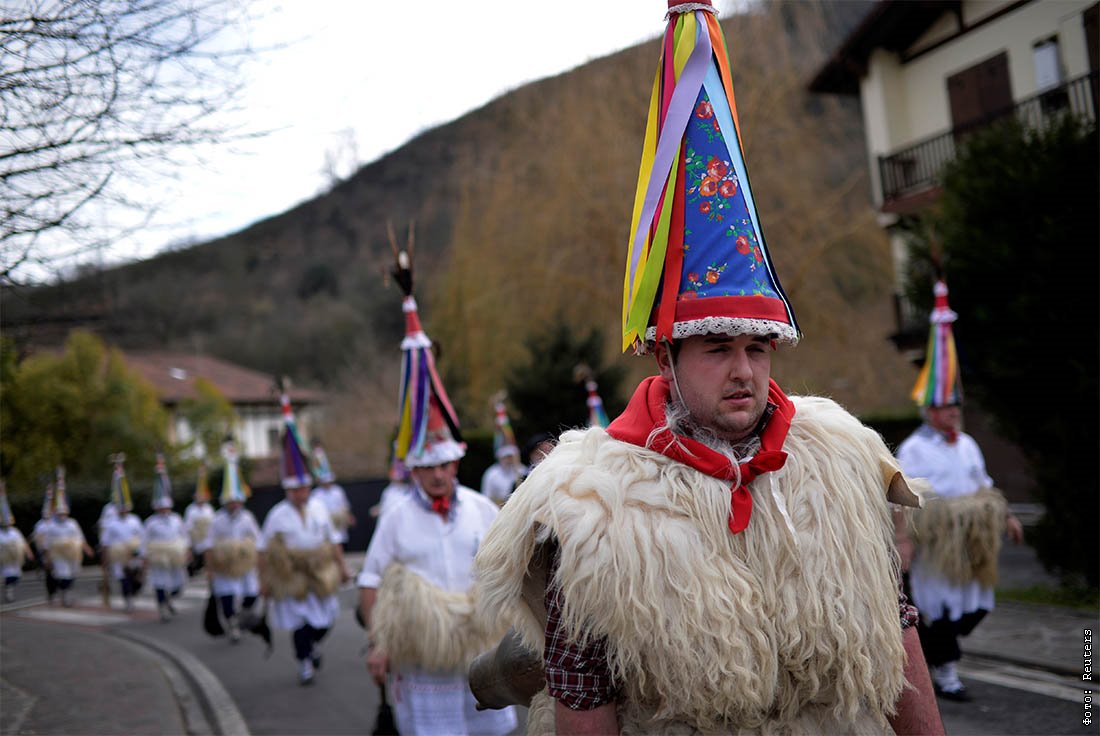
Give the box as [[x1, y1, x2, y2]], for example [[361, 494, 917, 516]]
[[0, 543, 1095, 735]]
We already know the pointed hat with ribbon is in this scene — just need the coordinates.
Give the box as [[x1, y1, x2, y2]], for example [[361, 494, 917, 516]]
[[109, 453, 132, 511], [193, 462, 212, 503], [621, 0, 799, 354], [53, 466, 70, 515], [492, 398, 520, 460], [278, 392, 315, 489], [152, 452, 174, 510], [220, 439, 251, 504], [586, 380, 611, 429], [388, 223, 465, 469], [0, 481, 13, 526], [311, 442, 336, 484], [911, 279, 963, 408]]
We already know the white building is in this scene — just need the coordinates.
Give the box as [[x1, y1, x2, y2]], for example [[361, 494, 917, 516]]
[[811, 0, 1097, 349], [122, 351, 324, 461]]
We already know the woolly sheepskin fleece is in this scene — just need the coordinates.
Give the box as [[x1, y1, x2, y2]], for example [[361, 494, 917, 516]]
[[476, 395, 911, 734], [0, 538, 24, 567], [207, 539, 258, 578], [146, 540, 188, 569], [106, 539, 141, 566], [188, 517, 212, 546], [908, 486, 1006, 587], [329, 509, 351, 532], [373, 563, 509, 672], [47, 537, 83, 565], [261, 534, 340, 600]]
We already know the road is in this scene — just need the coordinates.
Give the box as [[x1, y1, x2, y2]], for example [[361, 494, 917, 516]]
[[1, 568, 1094, 735]]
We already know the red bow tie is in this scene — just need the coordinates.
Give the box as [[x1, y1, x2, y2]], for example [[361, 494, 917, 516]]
[[430, 495, 451, 520]]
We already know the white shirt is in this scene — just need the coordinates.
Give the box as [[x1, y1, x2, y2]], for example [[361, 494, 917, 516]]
[[312, 484, 350, 515], [896, 424, 993, 499], [43, 517, 86, 546], [97, 503, 119, 534], [198, 507, 261, 553], [184, 502, 214, 530], [358, 484, 499, 593], [141, 512, 187, 553], [0, 526, 26, 548], [480, 462, 527, 503], [100, 513, 143, 547], [377, 481, 413, 519], [259, 497, 340, 551]]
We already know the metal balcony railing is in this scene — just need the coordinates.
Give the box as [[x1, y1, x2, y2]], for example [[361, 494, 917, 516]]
[[878, 71, 1098, 203]]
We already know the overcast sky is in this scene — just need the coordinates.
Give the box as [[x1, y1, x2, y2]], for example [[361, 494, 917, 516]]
[[93, 2, 750, 270]]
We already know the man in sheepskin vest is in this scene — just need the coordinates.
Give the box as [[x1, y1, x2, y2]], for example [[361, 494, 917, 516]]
[[259, 393, 350, 686], [357, 238, 517, 735], [896, 280, 1023, 702], [199, 440, 261, 643], [100, 455, 145, 612], [472, 3, 945, 734], [143, 453, 191, 622]]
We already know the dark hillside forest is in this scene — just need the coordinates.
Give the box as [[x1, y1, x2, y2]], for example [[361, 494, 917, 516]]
[[2, 1, 910, 473]]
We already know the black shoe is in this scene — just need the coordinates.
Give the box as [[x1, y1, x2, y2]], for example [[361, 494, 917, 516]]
[[934, 683, 971, 702], [311, 650, 323, 670]]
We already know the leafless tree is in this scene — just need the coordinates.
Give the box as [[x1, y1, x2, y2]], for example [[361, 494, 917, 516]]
[[0, 0, 260, 283]]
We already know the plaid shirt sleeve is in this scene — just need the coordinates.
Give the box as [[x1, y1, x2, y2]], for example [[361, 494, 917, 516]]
[[543, 547, 618, 710], [899, 584, 920, 629]]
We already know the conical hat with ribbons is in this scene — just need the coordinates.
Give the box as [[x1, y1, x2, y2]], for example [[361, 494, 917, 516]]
[[911, 279, 963, 408], [311, 443, 336, 484], [0, 481, 13, 526], [621, 0, 799, 354], [388, 224, 465, 469], [193, 462, 212, 503], [586, 380, 610, 429], [109, 453, 132, 511], [53, 466, 70, 515], [492, 399, 520, 460], [220, 440, 251, 504], [278, 393, 314, 489], [151, 452, 174, 510]]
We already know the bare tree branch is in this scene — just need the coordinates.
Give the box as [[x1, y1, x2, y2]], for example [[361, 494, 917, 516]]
[[0, 0, 264, 283]]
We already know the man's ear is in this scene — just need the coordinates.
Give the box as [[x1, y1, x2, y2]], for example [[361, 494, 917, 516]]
[[654, 342, 673, 380]]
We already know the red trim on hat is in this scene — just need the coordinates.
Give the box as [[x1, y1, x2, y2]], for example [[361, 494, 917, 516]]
[[405, 308, 423, 337], [669, 0, 712, 7], [672, 294, 792, 325]]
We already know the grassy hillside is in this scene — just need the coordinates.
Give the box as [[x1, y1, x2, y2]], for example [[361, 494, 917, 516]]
[[2, 2, 912, 474]]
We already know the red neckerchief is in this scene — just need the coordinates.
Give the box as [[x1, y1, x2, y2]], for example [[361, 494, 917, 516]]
[[430, 494, 451, 520], [606, 376, 795, 534], [942, 428, 959, 444]]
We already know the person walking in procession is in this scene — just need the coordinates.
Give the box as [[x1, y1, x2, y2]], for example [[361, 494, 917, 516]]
[[99, 454, 144, 611], [143, 453, 190, 622], [474, 4, 943, 733], [184, 463, 215, 576], [480, 400, 526, 506], [0, 483, 36, 603], [38, 469, 93, 607], [32, 483, 58, 603], [259, 393, 349, 686], [199, 440, 261, 643], [896, 278, 1024, 702], [359, 240, 517, 736], [309, 441, 355, 547]]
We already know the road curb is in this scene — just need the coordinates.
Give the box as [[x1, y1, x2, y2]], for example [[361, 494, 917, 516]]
[[113, 628, 251, 736]]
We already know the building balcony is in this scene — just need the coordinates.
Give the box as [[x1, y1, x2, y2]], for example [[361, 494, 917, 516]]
[[878, 71, 1098, 206]]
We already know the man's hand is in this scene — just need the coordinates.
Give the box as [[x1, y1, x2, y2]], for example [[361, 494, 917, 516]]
[[367, 648, 389, 686], [1005, 514, 1024, 545]]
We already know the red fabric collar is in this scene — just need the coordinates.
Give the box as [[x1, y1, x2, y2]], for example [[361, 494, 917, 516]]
[[606, 376, 795, 534], [430, 494, 451, 520]]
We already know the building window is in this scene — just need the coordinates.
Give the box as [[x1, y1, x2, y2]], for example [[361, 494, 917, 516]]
[[1033, 37, 1062, 92]]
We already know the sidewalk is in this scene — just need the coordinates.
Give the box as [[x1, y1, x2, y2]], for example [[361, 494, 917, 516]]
[[0, 617, 199, 735]]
